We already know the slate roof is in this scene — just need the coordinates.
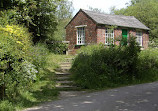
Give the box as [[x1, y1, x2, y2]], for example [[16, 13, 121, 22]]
[[81, 9, 149, 30]]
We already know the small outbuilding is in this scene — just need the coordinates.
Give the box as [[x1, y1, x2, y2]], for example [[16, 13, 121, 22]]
[[65, 9, 150, 54]]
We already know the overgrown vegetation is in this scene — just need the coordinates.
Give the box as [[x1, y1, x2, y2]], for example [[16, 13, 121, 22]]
[[47, 42, 68, 54], [0, 25, 36, 100], [0, 24, 58, 110], [0, 0, 73, 110], [71, 38, 158, 89], [0, 45, 72, 110]]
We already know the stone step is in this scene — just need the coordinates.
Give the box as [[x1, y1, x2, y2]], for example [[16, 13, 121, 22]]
[[64, 58, 74, 62], [56, 76, 71, 81], [60, 62, 72, 65], [60, 66, 71, 69], [55, 68, 70, 72], [56, 81, 74, 86], [60, 67, 71, 70], [60, 64, 71, 67], [56, 81, 73, 84], [55, 72, 71, 76], [55, 85, 75, 88]]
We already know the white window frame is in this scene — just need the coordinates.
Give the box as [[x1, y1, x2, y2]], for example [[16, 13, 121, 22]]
[[105, 28, 114, 45], [77, 27, 85, 45], [136, 31, 143, 46]]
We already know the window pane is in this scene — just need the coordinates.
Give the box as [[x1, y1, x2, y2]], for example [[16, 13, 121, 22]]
[[136, 31, 142, 46], [105, 28, 114, 45], [77, 27, 85, 45]]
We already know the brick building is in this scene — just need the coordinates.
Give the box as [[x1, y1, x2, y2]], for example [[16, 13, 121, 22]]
[[65, 9, 150, 54]]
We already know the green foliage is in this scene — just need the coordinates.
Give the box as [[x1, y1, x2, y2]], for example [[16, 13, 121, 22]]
[[70, 38, 145, 89], [110, 0, 158, 40], [137, 49, 158, 82], [47, 42, 68, 54], [28, 0, 58, 43], [53, 19, 71, 41], [0, 10, 17, 25], [0, 100, 15, 111], [30, 43, 49, 70], [55, 0, 73, 20], [0, 0, 71, 109], [0, 0, 59, 43], [0, 24, 38, 100], [53, 0, 73, 41]]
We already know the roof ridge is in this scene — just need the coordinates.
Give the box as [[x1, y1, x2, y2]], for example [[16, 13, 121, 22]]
[[81, 9, 134, 18], [65, 8, 149, 30]]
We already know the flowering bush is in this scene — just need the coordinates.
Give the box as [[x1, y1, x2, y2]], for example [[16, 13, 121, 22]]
[[0, 25, 38, 100]]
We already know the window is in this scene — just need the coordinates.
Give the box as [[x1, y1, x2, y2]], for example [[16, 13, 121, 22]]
[[77, 27, 85, 45], [105, 28, 114, 45], [136, 31, 142, 46]]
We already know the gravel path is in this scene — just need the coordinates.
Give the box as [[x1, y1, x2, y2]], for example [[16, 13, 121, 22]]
[[23, 81, 158, 111]]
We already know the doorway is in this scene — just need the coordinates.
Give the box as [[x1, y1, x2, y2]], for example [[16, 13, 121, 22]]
[[122, 29, 128, 45]]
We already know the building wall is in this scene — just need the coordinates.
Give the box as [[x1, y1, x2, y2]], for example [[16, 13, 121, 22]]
[[96, 27, 122, 45], [96, 26, 149, 49], [66, 10, 97, 54], [129, 29, 149, 49], [142, 31, 149, 49], [96, 26, 105, 44], [66, 11, 149, 54]]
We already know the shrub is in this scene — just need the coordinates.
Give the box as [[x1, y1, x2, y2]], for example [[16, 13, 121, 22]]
[[137, 48, 158, 82], [47, 42, 68, 54], [31, 43, 49, 70], [70, 37, 141, 89], [0, 100, 15, 111], [0, 25, 38, 100]]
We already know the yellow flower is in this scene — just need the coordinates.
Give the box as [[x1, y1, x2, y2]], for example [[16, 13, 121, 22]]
[[16, 41, 23, 45]]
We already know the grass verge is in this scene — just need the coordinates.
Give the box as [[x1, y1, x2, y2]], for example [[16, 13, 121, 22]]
[[0, 53, 73, 111]]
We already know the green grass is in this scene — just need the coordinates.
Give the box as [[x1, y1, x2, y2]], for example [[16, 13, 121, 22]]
[[0, 53, 74, 111], [47, 53, 74, 71]]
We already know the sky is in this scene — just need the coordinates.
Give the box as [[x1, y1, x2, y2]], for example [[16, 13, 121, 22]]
[[68, 0, 131, 15]]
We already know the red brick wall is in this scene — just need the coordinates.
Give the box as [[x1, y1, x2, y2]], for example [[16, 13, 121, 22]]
[[128, 29, 149, 49], [114, 28, 122, 45], [96, 27, 123, 45], [66, 11, 149, 54], [96, 27, 149, 48], [97, 26, 105, 44], [142, 31, 149, 49], [66, 10, 97, 54]]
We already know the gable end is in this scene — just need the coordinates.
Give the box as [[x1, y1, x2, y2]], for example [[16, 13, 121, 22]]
[[65, 9, 97, 28]]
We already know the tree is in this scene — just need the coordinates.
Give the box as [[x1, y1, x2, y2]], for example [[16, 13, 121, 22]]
[[0, 0, 59, 43], [110, 0, 158, 40], [53, 0, 73, 41], [0, 0, 14, 10], [27, 0, 58, 43]]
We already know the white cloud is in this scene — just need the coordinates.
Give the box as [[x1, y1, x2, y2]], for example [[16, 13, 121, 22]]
[[69, 0, 131, 15]]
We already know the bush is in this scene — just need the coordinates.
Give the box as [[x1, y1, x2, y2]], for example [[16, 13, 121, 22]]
[[0, 100, 15, 111], [47, 42, 68, 54], [31, 43, 49, 70], [70, 38, 141, 89], [0, 25, 38, 100], [137, 49, 158, 82], [0, 24, 57, 110]]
